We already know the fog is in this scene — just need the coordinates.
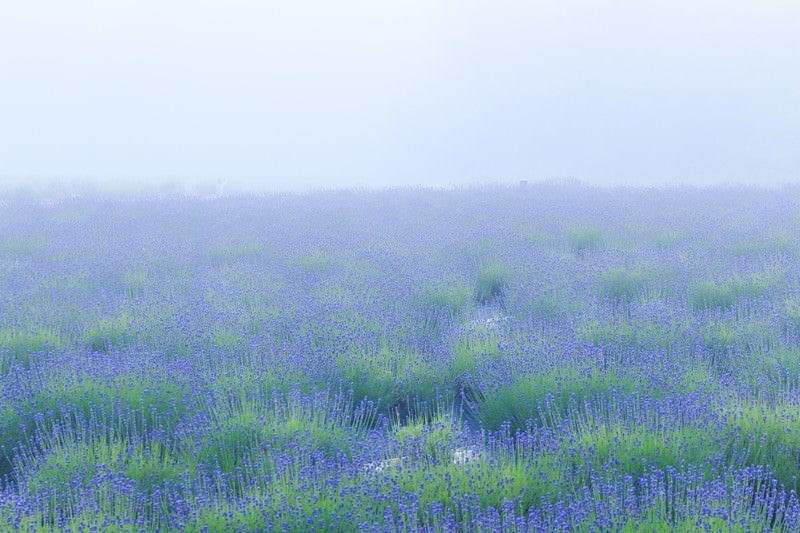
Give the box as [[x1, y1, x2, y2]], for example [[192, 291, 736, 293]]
[[1, 0, 798, 193]]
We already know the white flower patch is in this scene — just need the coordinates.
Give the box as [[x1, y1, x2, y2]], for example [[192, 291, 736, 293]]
[[468, 313, 511, 331], [362, 456, 408, 474], [451, 446, 481, 465], [362, 448, 481, 472]]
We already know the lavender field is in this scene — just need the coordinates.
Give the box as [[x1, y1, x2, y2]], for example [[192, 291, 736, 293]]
[[2, 184, 800, 531]]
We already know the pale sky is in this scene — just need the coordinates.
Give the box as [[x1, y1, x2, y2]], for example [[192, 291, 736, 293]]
[[1, 1, 798, 192]]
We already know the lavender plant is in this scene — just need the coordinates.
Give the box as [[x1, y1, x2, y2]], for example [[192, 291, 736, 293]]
[[1, 184, 800, 531]]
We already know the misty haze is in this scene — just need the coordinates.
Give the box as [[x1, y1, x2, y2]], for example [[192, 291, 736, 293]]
[[2, 1, 800, 531], [2, 1, 799, 191]]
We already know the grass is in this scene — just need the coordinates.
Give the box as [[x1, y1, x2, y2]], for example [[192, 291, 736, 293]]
[[14, 420, 186, 529], [598, 266, 663, 304], [118, 268, 152, 298], [207, 326, 244, 352], [649, 228, 683, 248], [566, 226, 602, 254], [527, 288, 578, 321], [475, 367, 644, 432], [295, 249, 337, 276], [83, 312, 136, 352], [451, 329, 500, 373], [0, 234, 46, 255], [0, 326, 63, 372], [448, 328, 502, 408], [388, 398, 463, 461], [567, 412, 717, 483], [752, 347, 800, 391], [19, 429, 183, 499], [421, 282, 473, 320], [782, 297, 800, 336], [689, 280, 742, 311], [579, 318, 685, 353], [196, 388, 376, 490], [389, 451, 561, 516], [13, 367, 195, 464], [206, 363, 312, 408], [718, 400, 800, 491], [689, 271, 780, 311], [474, 262, 509, 305], [728, 233, 793, 257], [700, 321, 738, 370], [419, 281, 474, 338], [339, 344, 439, 417]]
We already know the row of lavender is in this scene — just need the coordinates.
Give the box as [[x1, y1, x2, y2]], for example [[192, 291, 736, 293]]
[[1, 184, 800, 530]]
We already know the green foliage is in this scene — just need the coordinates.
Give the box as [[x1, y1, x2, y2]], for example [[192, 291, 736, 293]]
[[570, 419, 712, 482], [208, 326, 243, 352], [0, 326, 63, 372], [391, 401, 457, 462], [528, 289, 576, 320], [598, 266, 660, 303], [15, 421, 184, 528], [567, 226, 602, 254], [422, 283, 473, 320], [728, 233, 793, 258], [208, 361, 312, 405], [419, 282, 473, 338], [132, 305, 192, 359], [451, 332, 499, 375], [448, 329, 501, 405], [679, 364, 715, 394], [196, 389, 374, 476], [22, 371, 193, 451], [689, 281, 738, 311], [184, 436, 566, 531], [296, 249, 337, 276], [579, 318, 687, 356], [648, 228, 683, 248], [0, 234, 46, 255], [0, 406, 23, 477], [21, 431, 182, 496], [689, 271, 779, 311], [195, 416, 261, 476], [83, 312, 136, 352], [389, 442, 563, 515], [701, 322, 737, 355], [752, 348, 800, 391], [782, 297, 800, 336], [476, 368, 643, 432], [700, 320, 776, 374], [118, 268, 151, 298], [339, 345, 439, 414], [719, 400, 800, 490], [474, 262, 509, 305]]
